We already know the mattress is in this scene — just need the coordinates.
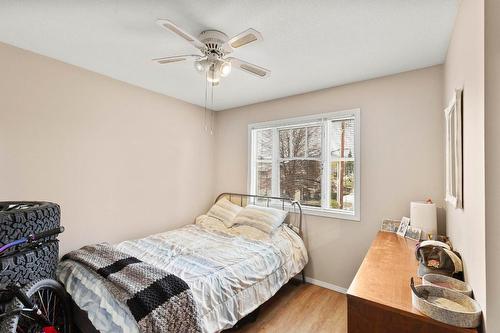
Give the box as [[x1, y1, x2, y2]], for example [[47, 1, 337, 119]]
[[57, 220, 308, 333]]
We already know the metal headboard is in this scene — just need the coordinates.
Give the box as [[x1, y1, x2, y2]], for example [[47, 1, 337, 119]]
[[214, 193, 303, 236]]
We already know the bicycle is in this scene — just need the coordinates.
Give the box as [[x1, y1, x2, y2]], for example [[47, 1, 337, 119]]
[[0, 226, 72, 333]]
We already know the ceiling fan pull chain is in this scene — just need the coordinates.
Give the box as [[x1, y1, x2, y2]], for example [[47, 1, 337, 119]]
[[210, 81, 215, 135], [211, 111, 215, 134], [204, 71, 208, 132]]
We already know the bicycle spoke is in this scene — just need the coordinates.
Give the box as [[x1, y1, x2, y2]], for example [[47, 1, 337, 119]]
[[20, 311, 37, 322], [45, 288, 51, 317], [37, 290, 48, 317], [46, 289, 54, 324], [33, 288, 53, 328], [50, 293, 57, 324]]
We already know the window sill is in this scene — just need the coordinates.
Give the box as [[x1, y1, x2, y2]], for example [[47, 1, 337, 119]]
[[299, 206, 360, 221], [263, 202, 360, 222]]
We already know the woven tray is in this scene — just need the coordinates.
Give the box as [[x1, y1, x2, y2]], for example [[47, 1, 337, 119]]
[[423, 274, 472, 297], [411, 284, 481, 328]]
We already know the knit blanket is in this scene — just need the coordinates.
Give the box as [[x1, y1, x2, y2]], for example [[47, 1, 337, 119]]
[[62, 243, 201, 333]]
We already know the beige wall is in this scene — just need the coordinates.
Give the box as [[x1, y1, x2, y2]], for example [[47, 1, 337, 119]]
[[442, 0, 487, 320], [214, 66, 444, 288], [485, 0, 500, 331], [0, 42, 215, 254]]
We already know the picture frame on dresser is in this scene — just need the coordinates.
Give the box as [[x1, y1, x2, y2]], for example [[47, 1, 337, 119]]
[[396, 217, 410, 237], [405, 225, 422, 241], [380, 219, 401, 233], [444, 88, 463, 209]]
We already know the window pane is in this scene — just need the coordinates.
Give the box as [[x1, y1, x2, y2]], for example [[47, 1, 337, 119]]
[[291, 128, 306, 158], [330, 119, 355, 159], [256, 161, 272, 196], [329, 119, 355, 211], [256, 129, 273, 160], [307, 126, 321, 158], [280, 127, 308, 158], [280, 160, 322, 207], [330, 161, 355, 211], [279, 129, 291, 158]]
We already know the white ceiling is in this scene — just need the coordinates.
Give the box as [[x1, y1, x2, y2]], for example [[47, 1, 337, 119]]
[[0, 0, 458, 111]]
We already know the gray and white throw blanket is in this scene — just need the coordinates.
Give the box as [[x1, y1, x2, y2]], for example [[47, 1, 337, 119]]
[[62, 243, 201, 333]]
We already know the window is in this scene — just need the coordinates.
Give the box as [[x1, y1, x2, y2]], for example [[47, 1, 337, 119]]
[[249, 110, 360, 220]]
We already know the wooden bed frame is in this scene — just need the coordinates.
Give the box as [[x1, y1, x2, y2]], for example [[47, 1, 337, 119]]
[[69, 193, 305, 332]]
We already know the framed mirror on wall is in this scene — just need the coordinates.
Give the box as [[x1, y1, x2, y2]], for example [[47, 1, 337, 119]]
[[444, 88, 463, 209]]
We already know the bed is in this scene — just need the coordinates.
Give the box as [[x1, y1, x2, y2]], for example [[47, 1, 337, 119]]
[[57, 193, 308, 333]]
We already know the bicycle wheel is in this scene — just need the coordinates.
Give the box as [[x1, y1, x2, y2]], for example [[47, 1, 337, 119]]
[[0, 279, 72, 333]]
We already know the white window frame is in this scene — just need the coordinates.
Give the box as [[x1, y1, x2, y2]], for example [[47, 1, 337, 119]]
[[248, 109, 361, 221]]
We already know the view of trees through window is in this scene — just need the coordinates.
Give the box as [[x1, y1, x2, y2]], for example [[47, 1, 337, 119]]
[[252, 115, 357, 214], [255, 129, 273, 196], [279, 125, 322, 207]]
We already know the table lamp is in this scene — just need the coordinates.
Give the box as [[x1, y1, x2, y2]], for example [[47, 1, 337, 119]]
[[410, 200, 437, 240]]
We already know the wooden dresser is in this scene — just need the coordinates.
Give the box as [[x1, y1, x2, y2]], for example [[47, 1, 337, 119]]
[[346, 232, 479, 333]]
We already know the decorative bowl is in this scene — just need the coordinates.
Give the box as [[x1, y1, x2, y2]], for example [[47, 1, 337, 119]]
[[422, 274, 473, 297], [411, 284, 481, 328]]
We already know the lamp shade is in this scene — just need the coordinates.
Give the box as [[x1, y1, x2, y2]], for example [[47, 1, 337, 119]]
[[410, 201, 437, 239]]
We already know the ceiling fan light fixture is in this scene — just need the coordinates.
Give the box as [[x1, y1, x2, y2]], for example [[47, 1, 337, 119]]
[[194, 60, 204, 72], [194, 58, 212, 73], [207, 64, 221, 83], [220, 61, 232, 77], [207, 76, 220, 84]]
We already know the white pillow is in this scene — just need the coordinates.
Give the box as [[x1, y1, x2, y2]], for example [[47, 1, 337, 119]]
[[207, 198, 243, 227], [233, 205, 288, 234], [195, 215, 228, 232]]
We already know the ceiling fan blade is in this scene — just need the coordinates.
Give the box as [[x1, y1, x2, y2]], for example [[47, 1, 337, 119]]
[[156, 19, 206, 51], [228, 28, 263, 49], [227, 57, 271, 78], [152, 55, 200, 64]]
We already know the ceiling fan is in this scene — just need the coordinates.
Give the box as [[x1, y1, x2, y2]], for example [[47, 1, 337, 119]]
[[153, 19, 271, 85]]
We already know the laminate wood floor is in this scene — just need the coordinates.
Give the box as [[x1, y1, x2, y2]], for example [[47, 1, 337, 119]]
[[228, 282, 347, 333]]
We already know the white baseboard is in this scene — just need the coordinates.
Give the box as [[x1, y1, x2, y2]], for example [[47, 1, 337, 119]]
[[305, 276, 348, 294]]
